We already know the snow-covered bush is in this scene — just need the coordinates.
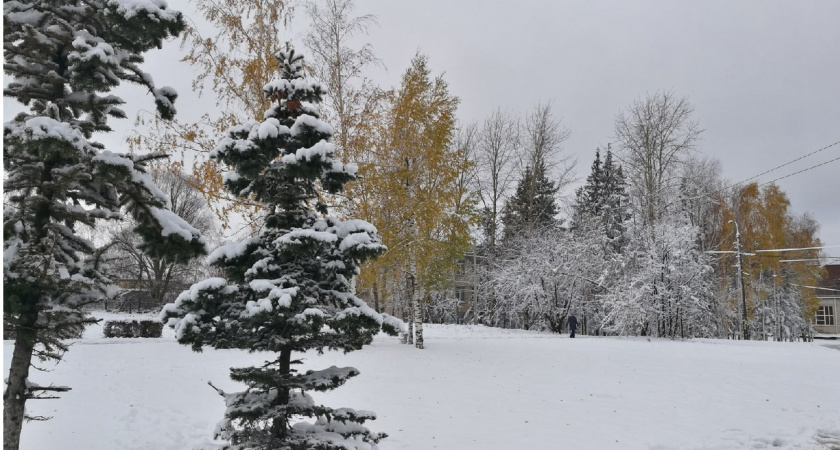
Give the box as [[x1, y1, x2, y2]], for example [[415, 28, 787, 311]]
[[599, 213, 718, 338]]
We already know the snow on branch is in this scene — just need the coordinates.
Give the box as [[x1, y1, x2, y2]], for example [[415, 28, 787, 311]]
[[5, 116, 91, 151], [301, 366, 360, 391], [108, 0, 181, 20], [149, 206, 203, 242]]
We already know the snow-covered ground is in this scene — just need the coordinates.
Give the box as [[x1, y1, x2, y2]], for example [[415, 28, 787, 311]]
[[4, 312, 840, 450]]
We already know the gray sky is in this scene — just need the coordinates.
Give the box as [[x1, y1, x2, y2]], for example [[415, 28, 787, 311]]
[[5, 0, 838, 258], [341, 0, 840, 258]]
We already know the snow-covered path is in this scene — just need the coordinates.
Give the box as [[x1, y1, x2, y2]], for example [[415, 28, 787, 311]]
[[4, 317, 840, 449]]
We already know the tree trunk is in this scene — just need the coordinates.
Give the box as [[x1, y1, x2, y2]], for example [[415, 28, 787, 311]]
[[372, 279, 380, 312], [271, 349, 292, 440], [4, 307, 39, 450], [409, 214, 423, 349], [413, 291, 423, 349], [401, 275, 413, 345], [403, 318, 413, 345]]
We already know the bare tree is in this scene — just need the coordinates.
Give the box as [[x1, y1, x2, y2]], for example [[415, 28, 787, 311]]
[[511, 103, 575, 236], [303, 0, 383, 160], [522, 102, 575, 191], [475, 108, 521, 255], [679, 156, 725, 251], [451, 121, 480, 219], [108, 165, 218, 307], [614, 90, 703, 226]]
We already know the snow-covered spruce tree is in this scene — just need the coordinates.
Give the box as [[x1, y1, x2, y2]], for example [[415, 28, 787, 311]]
[[600, 149, 631, 253], [501, 160, 559, 242], [573, 146, 630, 253], [573, 148, 604, 224], [161, 48, 402, 450], [3, 1, 200, 448]]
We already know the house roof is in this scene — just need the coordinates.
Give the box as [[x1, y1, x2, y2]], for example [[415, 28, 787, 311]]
[[816, 264, 840, 297], [824, 264, 840, 283]]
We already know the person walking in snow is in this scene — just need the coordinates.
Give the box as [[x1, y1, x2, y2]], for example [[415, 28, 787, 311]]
[[568, 312, 577, 338]]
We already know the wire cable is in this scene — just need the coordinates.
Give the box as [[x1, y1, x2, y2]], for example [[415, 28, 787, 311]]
[[671, 138, 840, 204], [754, 244, 840, 253], [759, 154, 840, 187], [734, 139, 840, 187]]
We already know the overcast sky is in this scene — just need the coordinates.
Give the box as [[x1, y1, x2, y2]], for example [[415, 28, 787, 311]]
[[5, 0, 838, 258], [339, 0, 840, 258]]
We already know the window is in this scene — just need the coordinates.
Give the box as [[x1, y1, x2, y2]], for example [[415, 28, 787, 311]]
[[816, 305, 835, 326], [456, 260, 465, 275]]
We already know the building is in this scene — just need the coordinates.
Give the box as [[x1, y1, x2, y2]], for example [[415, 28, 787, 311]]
[[814, 264, 840, 336], [454, 252, 480, 309]]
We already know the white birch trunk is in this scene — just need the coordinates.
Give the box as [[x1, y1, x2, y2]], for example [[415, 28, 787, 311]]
[[402, 315, 413, 344], [409, 213, 424, 349], [401, 273, 413, 344]]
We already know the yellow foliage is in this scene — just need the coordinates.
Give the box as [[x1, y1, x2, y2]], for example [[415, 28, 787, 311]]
[[127, 0, 292, 230], [352, 54, 476, 307], [720, 182, 824, 321]]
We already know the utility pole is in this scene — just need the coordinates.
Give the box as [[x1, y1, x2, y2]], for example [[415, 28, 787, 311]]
[[732, 220, 750, 340], [773, 272, 780, 341]]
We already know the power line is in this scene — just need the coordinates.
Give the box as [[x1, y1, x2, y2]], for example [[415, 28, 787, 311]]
[[734, 139, 840, 187], [778, 258, 839, 263], [676, 138, 840, 204], [759, 154, 840, 187], [792, 284, 840, 293], [705, 244, 840, 254], [754, 244, 840, 253]]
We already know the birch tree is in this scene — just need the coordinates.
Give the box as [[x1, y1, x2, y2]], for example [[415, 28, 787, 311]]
[[615, 90, 702, 227], [353, 53, 465, 348], [303, 0, 382, 163], [721, 183, 823, 340]]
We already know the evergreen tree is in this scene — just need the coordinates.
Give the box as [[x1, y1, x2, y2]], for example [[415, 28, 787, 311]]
[[3, 1, 200, 448], [573, 146, 630, 252], [161, 48, 401, 450], [573, 149, 604, 221], [601, 149, 631, 252], [501, 160, 559, 240]]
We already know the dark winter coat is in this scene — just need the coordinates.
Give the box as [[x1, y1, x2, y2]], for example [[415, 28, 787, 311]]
[[568, 315, 577, 331]]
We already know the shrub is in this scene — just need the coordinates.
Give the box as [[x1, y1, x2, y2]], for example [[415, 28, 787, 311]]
[[103, 320, 163, 338], [138, 320, 163, 337], [3, 325, 84, 340]]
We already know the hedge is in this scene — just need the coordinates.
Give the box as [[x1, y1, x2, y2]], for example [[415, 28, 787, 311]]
[[103, 320, 163, 338]]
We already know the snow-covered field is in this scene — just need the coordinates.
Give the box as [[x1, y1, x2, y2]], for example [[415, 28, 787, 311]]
[[4, 312, 840, 450]]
